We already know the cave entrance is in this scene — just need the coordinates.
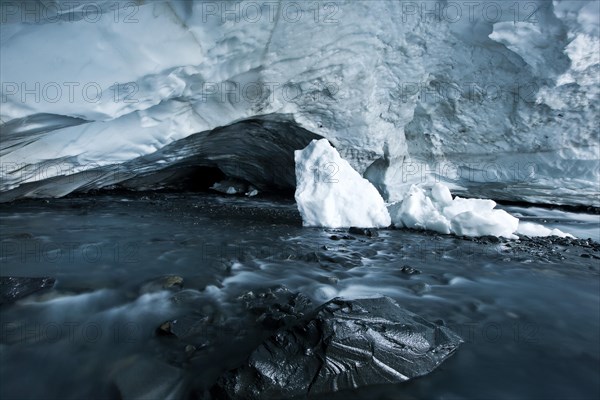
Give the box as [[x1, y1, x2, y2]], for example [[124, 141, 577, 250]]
[[134, 113, 324, 196], [4, 113, 325, 200], [145, 165, 228, 192], [173, 165, 227, 192]]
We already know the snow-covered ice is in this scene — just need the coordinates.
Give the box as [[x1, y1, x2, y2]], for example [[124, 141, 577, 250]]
[[294, 142, 572, 239], [387, 183, 573, 238], [516, 221, 575, 238], [387, 185, 453, 235], [506, 206, 597, 241], [294, 139, 391, 228]]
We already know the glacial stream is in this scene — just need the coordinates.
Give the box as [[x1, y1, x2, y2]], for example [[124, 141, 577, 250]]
[[1, 193, 599, 399]]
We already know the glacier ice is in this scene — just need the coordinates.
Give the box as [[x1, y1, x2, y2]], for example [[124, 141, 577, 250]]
[[388, 183, 573, 238], [388, 184, 453, 235], [0, 0, 598, 207], [516, 221, 575, 238], [0, 114, 321, 201], [388, 183, 518, 237], [294, 139, 391, 228]]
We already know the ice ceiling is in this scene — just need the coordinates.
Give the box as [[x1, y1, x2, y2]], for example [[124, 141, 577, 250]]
[[1, 1, 598, 205]]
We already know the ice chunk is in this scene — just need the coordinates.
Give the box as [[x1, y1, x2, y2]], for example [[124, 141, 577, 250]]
[[294, 139, 391, 228], [210, 179, 248, 195], [387, 183, 571, 239], [387, 185, 451, 234], [451, 209, 518, 238], [442, 196, 497, 220], [431, 183, 453, 206], [517, 221, 575, 238]]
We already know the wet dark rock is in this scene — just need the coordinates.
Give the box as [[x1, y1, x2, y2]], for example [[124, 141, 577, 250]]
[[400, 265, 421, 275], [185, 344, 197, 356], [240, 286, 313, 330], [213, 296, 462, 399], [326, 276, 339, 285], [409, 282, 431, 295], [158, 287, 313, 365], [293, 251, 359, 267], [348, 227, 379, 237], [157, 321, 175, 336], [476, 235, 501, 244], [0, 276, 55, 304], [329, 234, 355, 241], [296, 251, 322, 263], [156, 314, 242, 368], [140, 275, 184, 294], [499, 234, 600, 265], [156, 314, 212, 344]]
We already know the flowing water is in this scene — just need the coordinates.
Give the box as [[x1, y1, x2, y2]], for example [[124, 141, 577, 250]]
[[1, 193, 599, 399]]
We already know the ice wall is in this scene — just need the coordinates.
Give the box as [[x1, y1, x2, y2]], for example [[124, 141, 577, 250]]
[[1, 1, 598, 205]]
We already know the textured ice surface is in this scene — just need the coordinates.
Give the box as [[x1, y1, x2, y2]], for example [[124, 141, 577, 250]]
[[213, 296, 462, 399], [506, 205, 599, 240], [1, 1, 598, 205], [388, 183, 573, 238], [0, 114, 321, 201], [517, 221, 575, 238], [295, 139, 391, 228]]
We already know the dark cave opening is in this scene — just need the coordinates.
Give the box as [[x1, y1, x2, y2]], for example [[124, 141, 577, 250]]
[[0, 114, 323, 202], [154, 165, 229, 192], [110, 113, 323, 197]]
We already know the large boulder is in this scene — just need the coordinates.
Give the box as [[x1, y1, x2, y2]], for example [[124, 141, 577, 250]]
[[213, 296, 462, 399]]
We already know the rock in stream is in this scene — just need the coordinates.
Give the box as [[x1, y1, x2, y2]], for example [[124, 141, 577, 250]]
[[212, 296, 462, 399], [0, 276, 55, 305]]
